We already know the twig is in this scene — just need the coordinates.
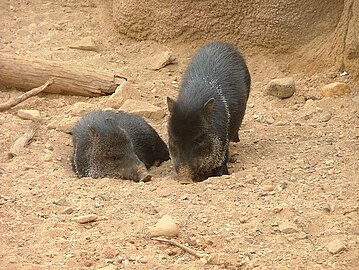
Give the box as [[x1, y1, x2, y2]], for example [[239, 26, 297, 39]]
[[152, 237, 208, 259], [9, 123, 39, 158], [0, 78, 54, 111]]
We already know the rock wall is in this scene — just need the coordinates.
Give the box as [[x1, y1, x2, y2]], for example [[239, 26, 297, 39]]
[[113, 0, 359, 78], [113, 0, 342, 51], [296, 0, 359, 78]]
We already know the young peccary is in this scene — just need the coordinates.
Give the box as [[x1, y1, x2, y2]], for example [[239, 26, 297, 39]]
[[71, 111, 170, 181], [167, 42, 251, 181]]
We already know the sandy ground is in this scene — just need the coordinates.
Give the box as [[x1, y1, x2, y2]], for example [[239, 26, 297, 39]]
[[1, 1, 358, 269]]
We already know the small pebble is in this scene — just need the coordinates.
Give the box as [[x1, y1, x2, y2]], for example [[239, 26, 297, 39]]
[[40, 154, 52, 162], [69, 36, 97, 52], [275, 121, 288, 126], [326, 239, 347, 254], [279, 221, 298, 234], [149, 215, 179, 237], [262, 185, 274, 192], [94, 201, 101, 208], [181, 194, 188, 200], [321, 82, 350, 97], [137, 257, 148, 264], [273, 206, 283, 213], [45, 142, 54, 150], [18, 109, 41, 121], [72, 214, 98, 224], [352, 95, 359, 104], [53, 197, 67, 206], [244, 174, 256, 184], [319, 112, 332, 123], [99, 265, 116, 270], [265, 117, 275, 124], [61, 207, 74, 214]]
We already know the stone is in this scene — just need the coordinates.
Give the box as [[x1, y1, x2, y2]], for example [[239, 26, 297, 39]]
[[265, 116, 275, 124], [53, 197, 67, 206], [40, 154, 52, 162], [71, 102, 94, 116], [61, 207, 74, 214], [47, 117, 79, 134], [265, 77, 296, 99], [149, 215, 179, 237], [326, 239, 347, 254], [352, 95, 359, 104], [137, 257, 148, 264], [273, 206, 283, 213], [319, 111, 332, 122], [99, 265, 117, 270], [17, 109, 41, 121], [279, 221, 298, 234], [119, 99, 166, 120], [321, 82, 350, 97], [275, 121, 288, 126], [45, 142, 54, 150], [99, 194, 110, 201], [106, 81, 141, 108], [69, 36, 97, 52], [262, 185, 274, 192], [72, 214, 98, 224], [244, 174, 256, 184], [147, 51, 177, 70]]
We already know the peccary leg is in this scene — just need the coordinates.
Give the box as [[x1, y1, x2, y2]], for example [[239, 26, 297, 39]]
[[211, 148, 230, 176], [211, 163, 229, 176], [229, 110, 246, 142]]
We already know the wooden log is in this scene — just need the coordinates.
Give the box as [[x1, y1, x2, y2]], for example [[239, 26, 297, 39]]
[[0, 53, 127, 97]]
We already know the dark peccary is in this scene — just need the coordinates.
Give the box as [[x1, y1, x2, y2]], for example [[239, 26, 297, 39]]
[[167, 41, 251, 181], [71, 111, 170, 181]]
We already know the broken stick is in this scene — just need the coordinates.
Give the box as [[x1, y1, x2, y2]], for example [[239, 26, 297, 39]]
[[0, 79, 54, 112], [9, 123, 39, 157], [152, 237, 208, 259]]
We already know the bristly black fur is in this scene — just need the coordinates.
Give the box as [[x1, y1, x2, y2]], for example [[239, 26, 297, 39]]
[[167, 42, 251, 181], [72, 111, 170, 179]]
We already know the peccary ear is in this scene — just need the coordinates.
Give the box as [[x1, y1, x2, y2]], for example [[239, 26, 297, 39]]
[[167, 97, 176, 114], [88, 126, 99, 141], [203, 98, 215, 114]]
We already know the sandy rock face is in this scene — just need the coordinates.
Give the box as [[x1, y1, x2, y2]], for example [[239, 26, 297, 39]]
[[112, 0, 342, 51]]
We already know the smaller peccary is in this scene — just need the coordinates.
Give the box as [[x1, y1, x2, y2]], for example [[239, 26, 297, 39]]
[[71, 111, 170, 181], [167, 42, 251, 182]]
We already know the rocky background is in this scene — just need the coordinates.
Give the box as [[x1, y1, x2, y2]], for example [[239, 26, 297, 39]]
[[0, 0, 358, 269]]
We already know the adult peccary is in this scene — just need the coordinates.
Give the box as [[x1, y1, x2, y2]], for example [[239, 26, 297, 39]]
[[167, 42, 251, 181], [71, 111, 170, 181]]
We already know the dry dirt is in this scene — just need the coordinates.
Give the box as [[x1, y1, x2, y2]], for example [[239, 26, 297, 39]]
[[1, 1, 359, 269]]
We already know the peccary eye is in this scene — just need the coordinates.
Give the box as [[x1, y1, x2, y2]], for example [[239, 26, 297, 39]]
[[193, 134, 206, 145], [106, 156, 118, 161], [105, 153, 123, 161]]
